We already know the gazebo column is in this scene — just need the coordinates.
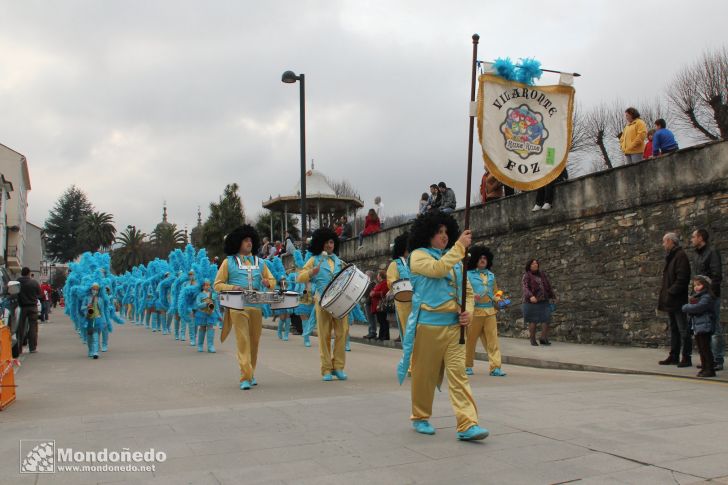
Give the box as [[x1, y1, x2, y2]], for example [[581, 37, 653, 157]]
[[284, 205, 288, 235]]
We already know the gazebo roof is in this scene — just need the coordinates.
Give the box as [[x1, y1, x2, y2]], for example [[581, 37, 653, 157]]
[[262, 168, 364, 213]]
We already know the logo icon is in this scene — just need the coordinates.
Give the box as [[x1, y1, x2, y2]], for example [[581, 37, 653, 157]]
[[499, 104, 549, 159], [20, 440, 55, 474]]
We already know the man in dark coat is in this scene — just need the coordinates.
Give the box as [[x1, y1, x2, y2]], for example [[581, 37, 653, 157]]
[[691, 228, 724, 370], [17, 267, 41, 355], [658, 233, 692, 366]]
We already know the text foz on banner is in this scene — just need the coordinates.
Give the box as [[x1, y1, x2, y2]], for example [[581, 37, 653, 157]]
[[477, 73, 575, 191]]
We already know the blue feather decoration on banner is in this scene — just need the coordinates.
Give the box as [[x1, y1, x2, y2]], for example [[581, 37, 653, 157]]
[[516, 57, 543, 86], [493, 57, 516, 81]]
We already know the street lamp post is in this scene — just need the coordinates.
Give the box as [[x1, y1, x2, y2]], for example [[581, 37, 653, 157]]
[[282, 70, 306, 250]]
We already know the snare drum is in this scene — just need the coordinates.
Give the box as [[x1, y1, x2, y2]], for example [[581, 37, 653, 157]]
[[219, 291, 245, 310], [320, 264, 370, 319], [391, 279, 413, 302], [270, 291, 300, 310]]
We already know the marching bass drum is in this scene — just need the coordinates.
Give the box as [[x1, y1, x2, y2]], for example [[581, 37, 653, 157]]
[[320, 264, 370, 319], [391, 279, 413, 302]]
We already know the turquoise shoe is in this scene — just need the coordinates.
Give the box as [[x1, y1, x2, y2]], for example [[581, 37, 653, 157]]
[[457, 425, 489, 441], [332, 370, 348, 381], [304, 337, 311, 347], [490, 368, 506, 377], [240, 380, 251, 390], [345, 342, 351, 351], [322, 373, 333, 382], [251, 378, 257, 386], [465, 367, 473, 376], [412, 420, 435, 435]]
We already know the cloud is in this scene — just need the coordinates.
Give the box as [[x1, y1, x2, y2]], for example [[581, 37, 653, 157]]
[[1, 0, 726, 235]]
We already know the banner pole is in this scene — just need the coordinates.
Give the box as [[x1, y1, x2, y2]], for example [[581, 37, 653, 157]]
[[460, 33, 479, 345]]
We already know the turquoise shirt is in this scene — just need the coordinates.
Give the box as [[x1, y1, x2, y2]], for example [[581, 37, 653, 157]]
[[226, 255, 266, 291], [310, 254, 342, 298], [467, 269, 495, 309]]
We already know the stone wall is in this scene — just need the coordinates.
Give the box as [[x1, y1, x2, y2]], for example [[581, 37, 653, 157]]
[[336, 140, 728, 347]]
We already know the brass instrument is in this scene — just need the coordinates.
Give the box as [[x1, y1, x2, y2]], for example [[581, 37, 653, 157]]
[[203, 297, 215, 314]]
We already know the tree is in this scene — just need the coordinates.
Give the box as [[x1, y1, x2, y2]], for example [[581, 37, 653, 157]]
[[326, 176, 361, 199], [150, 223, 187, 256], [78, 211, 116, 252], [254, 212, 300, 242], [667, 46, 728, 141], [50, 267, 68, 289], [44, 185, 94, 262], [202, 183, 246, 259], [112, 226, 148, 274]]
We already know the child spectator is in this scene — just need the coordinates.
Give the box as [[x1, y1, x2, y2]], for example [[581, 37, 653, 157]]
[[644, 129, 655, 159], [682, 275, 717, 378], [653, 119, 679, 156]]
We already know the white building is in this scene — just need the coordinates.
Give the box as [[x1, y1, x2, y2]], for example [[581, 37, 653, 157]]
[[0, 143, 32, 275], [24, 222, 45, 278], [0, 174, 14, 262]]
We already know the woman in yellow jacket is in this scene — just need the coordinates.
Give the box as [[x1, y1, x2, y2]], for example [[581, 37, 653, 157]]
[[620, 107, 647, 164]]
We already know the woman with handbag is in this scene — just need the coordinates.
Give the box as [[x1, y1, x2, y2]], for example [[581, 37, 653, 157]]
[[370, 270, 390, 340], [521, 259, 557, 346]]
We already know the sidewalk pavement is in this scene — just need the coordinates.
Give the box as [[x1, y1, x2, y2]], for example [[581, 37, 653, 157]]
[[266, 317, 728, 383]]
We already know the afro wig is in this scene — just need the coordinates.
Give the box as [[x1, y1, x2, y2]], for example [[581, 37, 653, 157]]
[[309, 227, 340, 255], [467, 245, 494, 270], [392, 232, 410, 259], [407, 211, 460, 252], [223, 225, 261, 256]]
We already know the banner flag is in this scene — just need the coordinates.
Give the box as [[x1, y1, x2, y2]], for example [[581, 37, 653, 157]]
[[477, 73, 575, 190]]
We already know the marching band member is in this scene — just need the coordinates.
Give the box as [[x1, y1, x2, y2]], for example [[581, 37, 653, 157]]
[[397, 212, 489, 441], [81, 283, 104, 359], [156, 272, 174, 335], [466, 246, 506, 377], [193, 280, 219, 353], [179, 270, 198, 345], [297, 228, 349, 382], [214, 225, 276, 390], [293, 250, 315, 347], [387, 232, 412, 341]]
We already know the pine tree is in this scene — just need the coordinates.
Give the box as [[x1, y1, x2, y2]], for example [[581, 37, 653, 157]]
[[44, 185, 94, 262], [201, 183, 246, 259]]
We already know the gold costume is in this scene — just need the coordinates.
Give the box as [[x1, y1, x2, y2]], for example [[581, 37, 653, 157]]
[[214, 257, 276, 383]]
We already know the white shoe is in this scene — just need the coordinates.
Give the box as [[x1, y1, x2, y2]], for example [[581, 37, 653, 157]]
[[532, 205, 541, 212], [541, 203, 551, 210]]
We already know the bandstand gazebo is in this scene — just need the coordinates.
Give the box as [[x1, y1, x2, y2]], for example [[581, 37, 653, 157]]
[[262, 167, 364, 241]]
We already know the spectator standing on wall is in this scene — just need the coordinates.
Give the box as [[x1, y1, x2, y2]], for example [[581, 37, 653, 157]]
[[438, 182, 457, 213], [644, 129, 655, 160], [419, 193, 429, 214], [521, 259, 557, 346], [658, 232, 692, 367], [620, 107, 647, 164], [691, 228, 724, 371], [426, 184, 441, 212], [653, 119, 679, 157], [532, 168, 569, 212]]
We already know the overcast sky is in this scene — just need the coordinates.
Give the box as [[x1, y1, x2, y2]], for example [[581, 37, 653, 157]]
[[1, 0, 727, 234]]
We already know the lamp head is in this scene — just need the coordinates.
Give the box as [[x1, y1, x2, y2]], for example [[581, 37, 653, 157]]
[[281, 70, 299, 83]]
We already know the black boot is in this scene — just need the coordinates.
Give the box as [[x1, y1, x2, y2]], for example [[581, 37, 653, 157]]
[[677, 357, 692, 368], [658, 355, 678, 365]]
